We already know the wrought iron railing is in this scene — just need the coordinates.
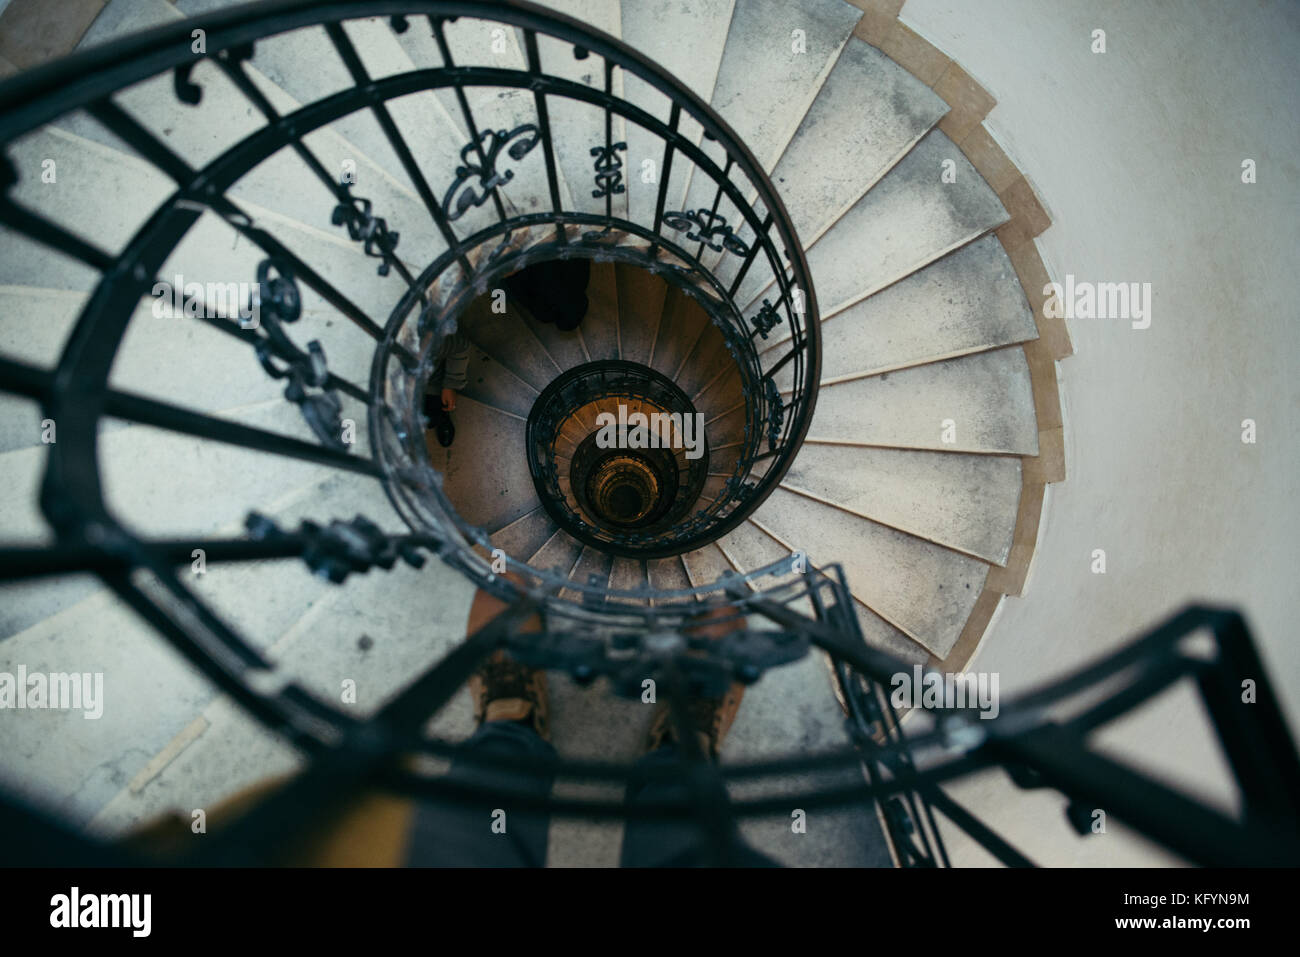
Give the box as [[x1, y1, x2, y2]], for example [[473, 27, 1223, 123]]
[[524, 359, 711, 557], [0, 1, 1296, 868]]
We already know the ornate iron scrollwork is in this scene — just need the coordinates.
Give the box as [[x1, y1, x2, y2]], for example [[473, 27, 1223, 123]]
[[245, 512, 427, 584], [764, 377, 784, 453], [662, 209, 749, 256], [248, 259, 347, 451], [751, 298, 784, 339], [442, 125, 540, 221], [331, 196, 400, 276], [590, 141, 627, 198]]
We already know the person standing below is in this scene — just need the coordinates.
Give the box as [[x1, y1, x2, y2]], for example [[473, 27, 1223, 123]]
[[424, 328, 471, 448]]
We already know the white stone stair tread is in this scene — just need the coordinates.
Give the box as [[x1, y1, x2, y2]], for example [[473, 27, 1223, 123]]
[[1, 128, 176, 289], [754, 488, 988, 658], [713, 35, 947, 291], [459, 297, 562, 393], [717, 518, 929, 665], [769, 37, 948, 245], [528, 527, 583, 579], [489, 506, 557, 563], [646, 554, 691, 599], [3, 126, 409, 384], [646, 287, 709, 381], [389, 12, 575, 220], [175, 1, 499, 238], [97, 400, 341, 540], [703, 0, 860, 172], [433, 396, 536, 534], [0, 451, 384, 642], [612, 263, 666, 365], [517, 302, 591, 372], [459, 342, 539, 418], [675, 0, 860, 231], [78, 1, 444, 249], [681, 541, 736, 594], [769, 234, 1037, 393], [0, 286, 83, 454], [607, 555, 649, 605], [532, 0, 624, 220], [782, 443, 1023, 565], [88, 548, 477, 837], [618, 0, 735, 226], [0, 457, 409, 825], [807, 347, 1039, 455], [739, 130, 1009, 316], [566, 545, 613, 599], [580, 262, 621, 361], [0, 584, 223, 826], [185, 469, 405, 652]]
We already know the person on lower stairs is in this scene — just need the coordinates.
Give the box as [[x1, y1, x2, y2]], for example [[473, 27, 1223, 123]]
[[405, 588, 777, 867], [423, 328, 471, 448]]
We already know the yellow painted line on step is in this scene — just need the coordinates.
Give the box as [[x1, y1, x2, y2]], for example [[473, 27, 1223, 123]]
[[127, 715, 210, 795]]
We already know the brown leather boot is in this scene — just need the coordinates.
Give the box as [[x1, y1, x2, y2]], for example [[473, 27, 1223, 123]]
[[465, 577, 549, 740], [645, 605, 746, 759], [468, 650, 550, 741]]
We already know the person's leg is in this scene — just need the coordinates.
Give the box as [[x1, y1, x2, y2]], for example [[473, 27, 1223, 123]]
[[422, 365, 455, 447], [405, 719, 555, 867], [406, 579, 554, 866], [620, 607, 778, 867]]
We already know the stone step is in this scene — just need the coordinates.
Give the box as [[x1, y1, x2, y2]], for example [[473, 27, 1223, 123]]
[[613, 262, 667, 366], [432, 395, 538, 534], [390, 9, 575, 219], [680, 540, 737, 596], [0, 462, 427, 827], [710, 34, 946, 285], [532, 0, 627, 226], [768, 234, 1038, 393], [717, 517, 930, 665], [646, 285, 710, 382], [737, 129, 1010, 317], [782, 443, 1023, 566], [806, 347, 1039, 455], [489, 506, 558, 565], [87, 528, 477, 838], [752, 488, 988, 658], [2, 128, 404, 392], [459, 341, 540, 418], [618, 0, 735, 227], [709, 0, 862, 168], [607, 555, 650, 606], [646, 554, 691, 603], [77, 0, 454, 264], [458, 295, 563, 393], [581, 261, 621, 362]]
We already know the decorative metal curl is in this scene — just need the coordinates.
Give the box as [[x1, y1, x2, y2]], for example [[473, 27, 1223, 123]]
[[764, 377, 784, 453], [248, 259, 347, 451], [590, 141, 627, 198], [662, 209, 749, 256], [245, 512, 427, 584], [331, 196, 400, 276], [751, 298, 784, 339], [442, 125, 540, 221]]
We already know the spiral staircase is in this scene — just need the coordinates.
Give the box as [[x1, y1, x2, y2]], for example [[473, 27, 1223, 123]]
[[4, 0, 1294, 869]]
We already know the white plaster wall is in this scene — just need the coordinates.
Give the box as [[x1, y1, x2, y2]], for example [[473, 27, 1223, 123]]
[[900, 0, 1300, 865]]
